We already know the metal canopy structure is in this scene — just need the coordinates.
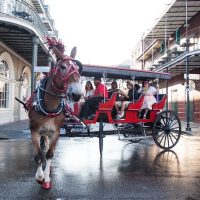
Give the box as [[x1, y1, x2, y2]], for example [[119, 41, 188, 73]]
[[156, 49, 200, 76], [145, 0, 200, 40], [82, 64, 171, 80]]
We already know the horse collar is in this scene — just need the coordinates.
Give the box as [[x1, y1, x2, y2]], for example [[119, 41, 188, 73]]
[[33, 78, 65, 117]]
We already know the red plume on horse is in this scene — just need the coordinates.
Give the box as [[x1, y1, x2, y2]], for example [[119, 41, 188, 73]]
[[16, 37, 82, 189]]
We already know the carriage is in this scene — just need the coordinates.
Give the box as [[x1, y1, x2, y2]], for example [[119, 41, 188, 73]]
[[15, 37, 181, 189], [63, 64, 182, 156]]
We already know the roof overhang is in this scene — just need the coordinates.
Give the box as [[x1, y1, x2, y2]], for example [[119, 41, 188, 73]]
[[0, 21, 49, 66], [82, 64, 171, 80], [145, 0, 200, 40]]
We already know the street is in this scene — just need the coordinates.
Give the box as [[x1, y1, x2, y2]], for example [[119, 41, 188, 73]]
[[0, 129, 200, 199]]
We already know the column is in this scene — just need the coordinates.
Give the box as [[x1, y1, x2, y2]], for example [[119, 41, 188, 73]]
[[31, 35, 39, 92]]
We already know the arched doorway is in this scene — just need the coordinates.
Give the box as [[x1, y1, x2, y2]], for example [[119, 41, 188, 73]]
[[0, 51, 15, 123]]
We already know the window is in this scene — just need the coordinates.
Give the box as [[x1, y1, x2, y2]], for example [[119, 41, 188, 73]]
[[0, 60, 10, 108]]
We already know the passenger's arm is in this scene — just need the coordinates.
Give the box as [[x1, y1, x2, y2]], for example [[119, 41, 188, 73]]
[[118, 90, 128, 99]]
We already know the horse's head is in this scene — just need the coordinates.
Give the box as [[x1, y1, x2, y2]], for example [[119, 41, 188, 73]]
[[52, 47, 82, 102]]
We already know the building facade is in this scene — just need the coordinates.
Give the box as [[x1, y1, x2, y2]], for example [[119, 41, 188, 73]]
[[0, 0, 58, 124], [132, 0, 200, 123]]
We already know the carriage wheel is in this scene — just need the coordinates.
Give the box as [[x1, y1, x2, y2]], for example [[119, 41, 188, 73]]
[[153, 110, 181, 150], [123, 124, 145, 138], [99, 120, 104, 156]]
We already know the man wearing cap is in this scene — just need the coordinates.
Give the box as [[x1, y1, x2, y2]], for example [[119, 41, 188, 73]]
[[79, 76, 108, 120]]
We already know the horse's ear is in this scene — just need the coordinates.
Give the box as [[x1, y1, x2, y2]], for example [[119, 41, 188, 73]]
[[70, 46, 77, 59]]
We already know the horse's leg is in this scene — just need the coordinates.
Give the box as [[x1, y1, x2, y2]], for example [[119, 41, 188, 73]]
[[31, 132, 45, 184], [42, 131, 59, 189]]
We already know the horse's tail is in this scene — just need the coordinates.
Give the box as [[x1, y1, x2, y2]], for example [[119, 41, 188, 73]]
[[15, 97, 27, 109]]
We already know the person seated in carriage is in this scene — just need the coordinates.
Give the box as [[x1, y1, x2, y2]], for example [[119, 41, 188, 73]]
[[115, 81, 140, 119], [108, 81, 121, 100], [79, 76, 108, 120], [138, 80, 158, 119], [83, 80, 94, 99]]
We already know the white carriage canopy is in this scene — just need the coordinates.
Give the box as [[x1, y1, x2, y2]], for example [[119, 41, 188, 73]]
[[82, 64, 171, 80]]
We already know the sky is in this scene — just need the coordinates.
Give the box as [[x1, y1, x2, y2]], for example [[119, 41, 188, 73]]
[[45, 0, 173, 66]]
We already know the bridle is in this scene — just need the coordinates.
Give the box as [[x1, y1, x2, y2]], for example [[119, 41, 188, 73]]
[[39, 57, 82, 98], [50, 57, 82, 93], [50, 57, 80, 93]]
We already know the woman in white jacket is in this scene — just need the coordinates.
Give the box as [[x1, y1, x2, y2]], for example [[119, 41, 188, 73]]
[[139, 80, 158, 119]]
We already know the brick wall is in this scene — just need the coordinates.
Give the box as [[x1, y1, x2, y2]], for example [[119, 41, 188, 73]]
[[168, 68, 200, 123]]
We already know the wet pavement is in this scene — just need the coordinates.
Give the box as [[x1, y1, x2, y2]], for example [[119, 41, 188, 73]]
[[0, 120, 200, 199]]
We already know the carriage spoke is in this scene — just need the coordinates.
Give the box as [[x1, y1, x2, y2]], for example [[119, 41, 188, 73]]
[[163, 134, 167, 147], [170, 126, 179, 131], [161, 116, 167, 126], [159, 132, 166, 144], [167, 135, 170, 148], [155, 124, 165, 130], [168, 116, 176, 126], [168, 133, 175, 145], [169, 132, 178, 140], [169, 120, 178, 128], [156, 130, 165, 140]]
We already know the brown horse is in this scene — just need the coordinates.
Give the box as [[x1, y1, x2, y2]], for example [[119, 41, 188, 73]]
[[26, 39, 82, 189]]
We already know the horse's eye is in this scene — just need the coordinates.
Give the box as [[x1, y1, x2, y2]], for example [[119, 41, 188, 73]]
[[60, 65, 66, 69]]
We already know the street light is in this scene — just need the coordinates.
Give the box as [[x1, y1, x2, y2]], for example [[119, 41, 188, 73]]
[[18, 75, 24, 86]]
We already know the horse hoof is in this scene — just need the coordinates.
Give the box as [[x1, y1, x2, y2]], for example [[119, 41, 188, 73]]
[[42, 182, 51, 189], [37, 179, 44, 185]]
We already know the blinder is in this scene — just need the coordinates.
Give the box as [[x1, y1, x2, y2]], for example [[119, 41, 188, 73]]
[[73, 59, 83, 75]]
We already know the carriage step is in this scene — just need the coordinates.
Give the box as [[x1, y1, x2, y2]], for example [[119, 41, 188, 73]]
[[71, 127, 87, 133], [119, 135, 151, 141]]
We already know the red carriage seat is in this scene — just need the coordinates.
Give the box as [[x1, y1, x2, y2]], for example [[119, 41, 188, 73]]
[[152, 94, 167, 111], [127, 95, 145, 110], [98, 92, 118, 111], [84, 92, 118, 124]]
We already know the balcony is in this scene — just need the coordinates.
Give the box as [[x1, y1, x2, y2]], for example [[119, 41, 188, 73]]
[[31, 0, 45, 14], [0, 0, 58, 65], [40, 12, 54, 32], [136, 40, 162, 61], [146, 26, 200, 70], [0, 0, 55, 38]]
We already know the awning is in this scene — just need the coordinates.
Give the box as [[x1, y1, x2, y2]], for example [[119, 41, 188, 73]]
[[145, 0, 200, 40], [82, 64, 171, 80]]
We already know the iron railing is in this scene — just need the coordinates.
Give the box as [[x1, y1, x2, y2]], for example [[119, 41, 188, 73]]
[[0, 0, 53, 39], [147, 26, 200, 69]]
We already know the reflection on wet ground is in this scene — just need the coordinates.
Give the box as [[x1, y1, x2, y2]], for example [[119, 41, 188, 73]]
[[0, 135, 200, 199]]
